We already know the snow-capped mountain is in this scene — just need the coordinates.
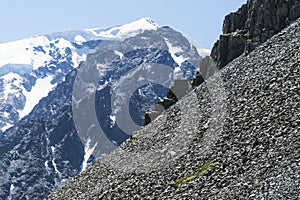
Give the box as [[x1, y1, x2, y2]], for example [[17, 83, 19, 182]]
[[1, 18, 203, 133], [0, 18, 208, 199]]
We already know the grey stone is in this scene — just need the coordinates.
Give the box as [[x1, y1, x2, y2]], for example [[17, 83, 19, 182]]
[[211, 0, 300, 69]]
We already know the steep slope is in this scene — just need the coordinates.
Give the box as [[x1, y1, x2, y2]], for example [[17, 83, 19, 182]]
[[47, 17, 299, 200], [0, 24, 204, 199], [211, 0, 300, 69]]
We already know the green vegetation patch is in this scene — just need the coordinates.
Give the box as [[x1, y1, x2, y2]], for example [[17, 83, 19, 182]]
[[175, 162, 219, 188], [128, 135, 142, 146]]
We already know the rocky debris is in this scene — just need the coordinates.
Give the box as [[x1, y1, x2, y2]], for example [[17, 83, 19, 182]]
[[211, 0, 300, 69], [46, 17, 300, 200]]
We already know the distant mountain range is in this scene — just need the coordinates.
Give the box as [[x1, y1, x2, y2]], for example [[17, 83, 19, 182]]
[[0, 18, 209, 199], [0, 18, 206, 133]]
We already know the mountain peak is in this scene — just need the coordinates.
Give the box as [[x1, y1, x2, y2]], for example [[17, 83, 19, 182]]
[[84, 17, 159, 40], [136, 17, 158, 27]]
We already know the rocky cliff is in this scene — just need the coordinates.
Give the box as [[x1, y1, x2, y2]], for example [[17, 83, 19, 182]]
[[47, 16, 300, 200], [211, 0, 300, 69]]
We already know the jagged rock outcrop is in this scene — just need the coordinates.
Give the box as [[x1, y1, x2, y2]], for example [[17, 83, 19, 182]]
[[143, 79, 191, 125], [47, 17, 300, 200], [211, 0, 300, 69]]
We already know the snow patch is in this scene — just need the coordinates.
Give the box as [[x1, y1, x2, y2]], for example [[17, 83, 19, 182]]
[[184, 36, 211, 57], [74, 35, 87, 45], [50, 146, 61, 175], [114, 50, 124, 59], [1, 123, 13, 132], [45, 160, 49, 168], [55, 38, 72, 49], [80, 138, 97, 172], [138, 76, 145, 81], [166, 41, 184, 53], [10, 184, 15, 192], [3, 112, 9, 118], [110, 115, 116, 128], [51, 146, 56, 153], [138, 88, 143, 96], [19, 76, 56, 119], [173, 67, 183, 79], [86, 18, 158, 40], [164, 38, 187, 66], [52, 158, 60, 174]]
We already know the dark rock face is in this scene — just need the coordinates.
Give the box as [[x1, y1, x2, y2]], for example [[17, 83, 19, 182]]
[[211, 0, 300, 69], [46, 17, 300, 200], [143, 79, 191, 126]]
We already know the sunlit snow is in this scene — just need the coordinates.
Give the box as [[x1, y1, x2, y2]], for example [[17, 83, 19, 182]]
[[51, 146, 61, 175], [2, 73, 23, 100], [10, 184, 15, 192], [110, 115, 116, 128], [0, 36, 52, 70], [85, 18, 158, 40], [114, 50, 124, 59], [164, 38, 187, 66], [19, 76, 56, 119], [74, 35, 87, 45], [1, 123, 13, 132], [80, 138, 97, 172]]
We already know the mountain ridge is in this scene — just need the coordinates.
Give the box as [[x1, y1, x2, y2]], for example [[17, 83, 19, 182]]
[[0, 18, 209, 133]]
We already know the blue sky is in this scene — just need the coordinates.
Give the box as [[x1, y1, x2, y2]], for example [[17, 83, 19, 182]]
[[0, 0, 246, 49]]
